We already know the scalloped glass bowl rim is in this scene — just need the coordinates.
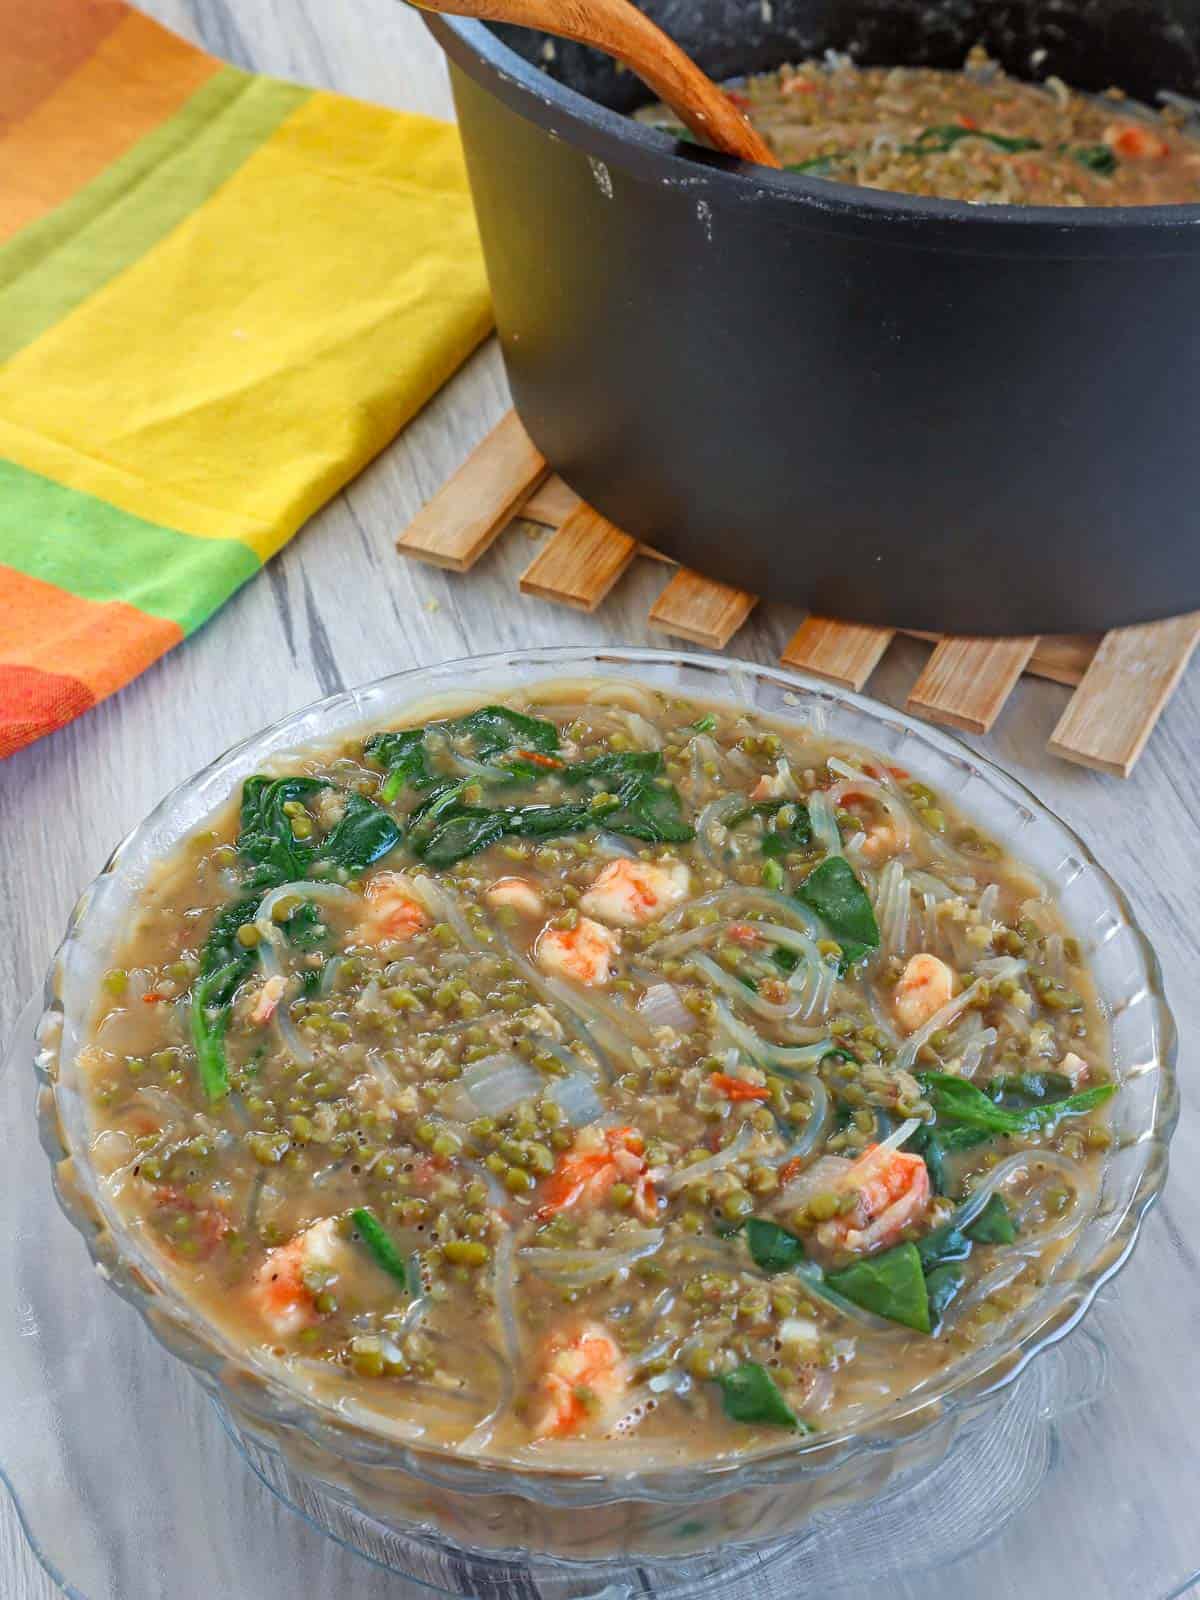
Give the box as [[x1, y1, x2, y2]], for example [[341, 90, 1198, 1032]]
[[36, 645, 1178, 1506]]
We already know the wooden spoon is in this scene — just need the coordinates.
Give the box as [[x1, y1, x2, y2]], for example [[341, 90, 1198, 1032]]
[[411, 0, 781, 168]]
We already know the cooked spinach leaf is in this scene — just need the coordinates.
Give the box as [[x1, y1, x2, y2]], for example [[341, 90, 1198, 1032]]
[[238, 775, 328, 889], [907, 1122, 950, 1194], [985, 1070, 1074, 1107], [965, 1193, 1017, 1245], [718, 1363, 804, 1429], [771, 945, 801, 976], [603, 771, 694, 843], [915, 1222, 971, 1272], [906, 123, 1041, 155], [919, 1072, 1115, 1137], [744, 1218, 806, 1274], [825, 1241, 931, 1333], [786, 153, 838, 174], [281, 900, 327, 949], [190, 896, 260, 1101], [797, 855, 879, 968], [367, 707, 560, 801], [316, 791, 402, 874], [352, 1207, 409, 1290], [1071, 142, 1118, 174], [925, 1263, 966, 1330], [366, 730, 434, 801], [562, 751, 662, 786]]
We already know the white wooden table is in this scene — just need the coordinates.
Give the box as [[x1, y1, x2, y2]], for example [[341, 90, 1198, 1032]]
[[2, 1, 1199, 1594]]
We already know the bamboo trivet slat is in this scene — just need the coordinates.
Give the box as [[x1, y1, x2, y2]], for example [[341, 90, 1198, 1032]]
[[780, 618, 896, 691], [519, 502, 638, 611], [907, 636, 1040, 734], [1047, 613, 1200, 776], [396, 410, 1197, 775], [648, 568, 757, 648], [397, 409, 547, 571]]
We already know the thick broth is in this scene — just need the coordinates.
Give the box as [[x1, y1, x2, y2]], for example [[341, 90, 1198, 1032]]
[[639, 49, 1200, 204], [81, 683, 1115, 1464]]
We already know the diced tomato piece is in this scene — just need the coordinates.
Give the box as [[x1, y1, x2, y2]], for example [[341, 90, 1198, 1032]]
[[710, 1072, 771, 1102], [726, 922, 762, 946], [1106, 123, 1168, 159], [514, 749, 565, 769]]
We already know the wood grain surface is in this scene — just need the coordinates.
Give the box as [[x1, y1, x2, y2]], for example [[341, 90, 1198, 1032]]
[[3, 3, 1200, 1597]]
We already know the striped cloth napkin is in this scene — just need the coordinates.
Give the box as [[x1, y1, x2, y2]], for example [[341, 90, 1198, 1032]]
[[0, 0, 492, 758]]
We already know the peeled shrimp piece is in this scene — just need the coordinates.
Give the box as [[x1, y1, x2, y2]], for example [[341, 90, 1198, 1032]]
[[535, 916, 619, 986], [358, 872, 428, 944], [815, 1146, 931, 1256], [537, 1126, 655, 1221], [248, 1217, 345, 1337], [250, 973, 287, 1025], [894, 952, 955, 1033], [532, 1322, 630, 1439], [485, 876, 544, 918], [579, 858, 689, 928]]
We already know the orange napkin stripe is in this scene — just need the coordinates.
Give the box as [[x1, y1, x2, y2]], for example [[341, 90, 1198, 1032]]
[[0, 0, 128, 135], [0, 566, 183, 699], [0, 663, 96, 760], [0, 11, 221, 243]]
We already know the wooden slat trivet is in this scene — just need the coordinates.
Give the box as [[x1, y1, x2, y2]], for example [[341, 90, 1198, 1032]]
[[781, 618, 895, 691], [396, 409, 1198, 775], [907, 636, 1040, 734], [648, 568, 757, 648], [519, 502, 637, 611], [397, 410, 547, 571], [1047, 613, 1200, 776]]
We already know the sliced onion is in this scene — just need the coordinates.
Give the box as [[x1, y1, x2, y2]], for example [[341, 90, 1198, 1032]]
[[906, 869, 958, 903], [777, 1075, 832, 1164], [951, 1149, 1092, 1248], [636, 982, 696, 1032], [592, 831, 639, 859], [620, 710, 662, 750], [459, 1053, 542, 1116], [520, 1228, 664, 1286], [807, 791, 842, 859], [696, 795, 743, 875], [658, 1122, 755, 1193], [957, 1025, 998, 1080], [713, 997, 834, 1069], [493, 1226, 521, 1366], [873, 858, 911, 961], [546, 1072, 605, 1128], [895, 959, 1026, 1071]]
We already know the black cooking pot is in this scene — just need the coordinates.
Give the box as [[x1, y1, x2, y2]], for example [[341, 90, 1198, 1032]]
[[424, 2, 1200, 635]]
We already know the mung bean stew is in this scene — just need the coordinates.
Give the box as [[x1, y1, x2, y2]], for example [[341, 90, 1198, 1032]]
[[639, 47, 1200, 205], [81, 681, 1116, 1462]]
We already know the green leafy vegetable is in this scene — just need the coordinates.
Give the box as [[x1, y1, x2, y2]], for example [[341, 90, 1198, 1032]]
[[919, 1072, 1115, 1138], [985, 1070, 1074, 1106], [238, 776, 329, 889], [925, 1262, 966, 1330], [718, 1362, 805, 1429], [786, 154, 837, 174], [744, 1218, 806, 1274], [966, 1193, 1017, 1245], [726, 800, 815, 859], [907, 1123, 949, 1194], [602, 771, 694, 844], [771, 945, 801, 976], [1071, 142, 1118, 174], [825, 1242, 931, 1333], [691, 713, 718, 733], [906, 123, 1041, 155], [366, 729, 434, 801], [797, 855, 880, 968], [189, 896, 260, 1101], [915, 1223, 971, 1272], [316, 791, 402, 874], [563, 751, 662, 786], [367, 707, 560, 802], [281, 900, 327, 949], [351, 1208, 410, 1290]]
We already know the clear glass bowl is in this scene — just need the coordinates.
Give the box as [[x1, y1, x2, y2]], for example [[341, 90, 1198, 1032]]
[[35, 646, 1178, 1565]]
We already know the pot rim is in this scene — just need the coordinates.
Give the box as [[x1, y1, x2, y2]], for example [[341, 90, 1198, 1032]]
[[427, 12, 1200, 253]]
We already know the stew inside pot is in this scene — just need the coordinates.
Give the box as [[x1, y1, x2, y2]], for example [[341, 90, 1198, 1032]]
[[638, 47, 1200, 204]]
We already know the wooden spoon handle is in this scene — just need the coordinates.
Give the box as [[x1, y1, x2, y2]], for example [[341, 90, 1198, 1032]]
[[412, 0, 781, 168]]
